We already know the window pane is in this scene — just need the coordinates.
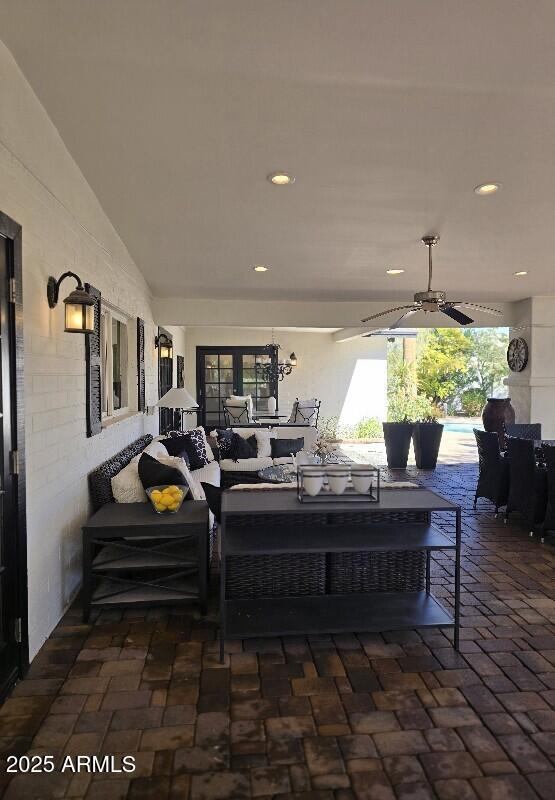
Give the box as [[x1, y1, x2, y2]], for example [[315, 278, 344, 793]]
[[112, 319, 128, 411], [205, 398, 220, 412], [205, 356, 218, 369], [100, 315, 108, 414], [219, 354, 233, 369], [242, 354, 255, 368]]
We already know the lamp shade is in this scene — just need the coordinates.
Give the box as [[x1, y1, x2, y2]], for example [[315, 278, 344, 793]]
[[155, 387, 198, 410]]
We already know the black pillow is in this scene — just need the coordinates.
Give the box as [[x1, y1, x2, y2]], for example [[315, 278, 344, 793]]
[[270, 437, 304, 459], [201, 482, 223, 524], [215, 429, 233, 459], [169, 429, 209, 470], [159, 437, 191, 464], [138, 452, 186, 491], [229, 432, 258, 462]]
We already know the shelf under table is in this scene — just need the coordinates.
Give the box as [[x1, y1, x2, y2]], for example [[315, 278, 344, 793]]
[[224, 522, 454, 555], [224, 591, 453, 639], [91, 577, 198, 606]]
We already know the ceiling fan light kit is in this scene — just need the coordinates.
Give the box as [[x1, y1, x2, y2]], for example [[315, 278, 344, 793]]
[[362, 235, 502, 329]]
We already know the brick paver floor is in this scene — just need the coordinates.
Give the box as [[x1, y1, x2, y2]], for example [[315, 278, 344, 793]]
[[2, 464, 555, 799]]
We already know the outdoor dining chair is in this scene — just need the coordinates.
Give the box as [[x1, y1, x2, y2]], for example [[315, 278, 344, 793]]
[[504, 436, 547, 536], [222, 400, 251, 426], [539, 444, 555, 544], [473, 429, 510, 515], [504, 422, 542, 441]]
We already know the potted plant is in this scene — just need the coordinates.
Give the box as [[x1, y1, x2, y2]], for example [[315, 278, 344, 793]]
[[412, 402, 444, 470], [383, 362, 419, 469]]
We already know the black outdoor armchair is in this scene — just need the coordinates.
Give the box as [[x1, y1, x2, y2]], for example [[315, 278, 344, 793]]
[[504, 422, 542, 441], [539, 444, 555, 544], [473, 429, 510, 515], [504, 436, 547, 535]]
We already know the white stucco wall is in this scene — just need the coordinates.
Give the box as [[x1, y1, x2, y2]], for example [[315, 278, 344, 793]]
[[0, 41, 173, 658], [184, 327, 387, 425], [506, 297, 555, 437]]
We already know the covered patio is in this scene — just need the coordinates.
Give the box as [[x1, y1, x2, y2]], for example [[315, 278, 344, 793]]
[[2, 463, 555, 800]]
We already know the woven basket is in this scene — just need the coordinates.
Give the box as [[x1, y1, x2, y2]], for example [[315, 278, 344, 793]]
[[326, 510, 430, 526], [230, 512, 327, 528], [329, 549, 426, 593], [226, 553, 326, 598]]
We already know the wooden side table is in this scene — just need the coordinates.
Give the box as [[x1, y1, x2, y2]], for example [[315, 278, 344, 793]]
[[82, 500, 209, 622]]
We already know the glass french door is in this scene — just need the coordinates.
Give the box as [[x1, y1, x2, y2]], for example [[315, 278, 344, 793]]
[[196, 347, 278, 429]]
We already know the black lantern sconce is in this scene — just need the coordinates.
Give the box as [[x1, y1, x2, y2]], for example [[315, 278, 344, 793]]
[[47, 271, 95, 334], [155, 332, 173, 360]]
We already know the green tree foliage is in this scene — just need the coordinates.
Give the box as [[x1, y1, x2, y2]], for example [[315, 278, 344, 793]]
[[387, 347, 437, 422], [463, 328, 508, 398], [415, 327, 508, 412], [416, 329, 471, 405]]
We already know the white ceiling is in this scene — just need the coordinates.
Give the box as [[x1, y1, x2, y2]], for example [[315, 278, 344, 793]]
[[2, 0, 555, 307]]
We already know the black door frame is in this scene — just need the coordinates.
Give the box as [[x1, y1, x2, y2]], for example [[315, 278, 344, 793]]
[[0, 211, 28, 697], [195, 345, 278, 429]]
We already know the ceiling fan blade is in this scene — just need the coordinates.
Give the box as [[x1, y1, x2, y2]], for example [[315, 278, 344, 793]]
[[451, 302, 502, 316], [361, 304, 417, 324], [390, 308, 420, 329], [440, 306, 474, 326]]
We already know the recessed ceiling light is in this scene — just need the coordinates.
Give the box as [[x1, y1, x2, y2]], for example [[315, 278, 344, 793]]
[[514, 270, 528, 276], [474, 182, 501, 196], [267, 171, 295, 185], [253, 265, 269, 273], [386, 268, 405, 275]]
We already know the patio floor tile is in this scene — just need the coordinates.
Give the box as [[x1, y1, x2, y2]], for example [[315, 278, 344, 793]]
[[2, 464, 555, 797]]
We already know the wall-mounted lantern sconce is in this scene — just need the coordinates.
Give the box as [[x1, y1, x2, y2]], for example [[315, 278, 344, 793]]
[[155, 333, 173, 360], [289, 352, 298, 367], [47, 271, 95, 334]]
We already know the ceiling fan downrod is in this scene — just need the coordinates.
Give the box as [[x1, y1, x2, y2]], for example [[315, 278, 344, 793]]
[[422, 234, 440, 291]]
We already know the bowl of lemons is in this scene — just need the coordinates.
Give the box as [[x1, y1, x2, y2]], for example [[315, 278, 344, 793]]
[[146, 484, 188, 514]]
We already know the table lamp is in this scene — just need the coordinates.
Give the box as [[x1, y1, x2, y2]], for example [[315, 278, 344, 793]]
[[155, 387, 199, 431]]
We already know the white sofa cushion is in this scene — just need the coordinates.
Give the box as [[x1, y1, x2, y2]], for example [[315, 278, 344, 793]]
[[192, 460, 220, 488], [220, 457, 273, 472], [275, 425, 317, 451], [272, 456, 295, 466]]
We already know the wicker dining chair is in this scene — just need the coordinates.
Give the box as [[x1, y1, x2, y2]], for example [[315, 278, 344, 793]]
[[473, 429, 510, 515], [504, 436, 547, 536], [504, 422, 542, 441], [539, 444, 555, 544]]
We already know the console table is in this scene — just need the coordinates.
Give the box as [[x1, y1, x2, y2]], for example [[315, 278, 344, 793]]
[[219, 488, 460, 661], [82, 500, 209, 621]]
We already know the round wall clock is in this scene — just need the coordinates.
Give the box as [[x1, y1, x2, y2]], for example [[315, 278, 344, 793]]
[[507, 337, 529, 372]]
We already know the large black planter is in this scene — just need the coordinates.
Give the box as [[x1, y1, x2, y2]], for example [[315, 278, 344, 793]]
[[412, 423, 444, 470], [382, 422, 414, 469]]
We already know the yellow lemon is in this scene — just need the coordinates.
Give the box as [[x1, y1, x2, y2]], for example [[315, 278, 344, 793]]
[[167, 485, 179, 494], [154, 502, 166, 512], [151, 490, 162, 502], [160, 494, 174, 507], [173, 489, 183, 500], [168, 502, 179, 511]]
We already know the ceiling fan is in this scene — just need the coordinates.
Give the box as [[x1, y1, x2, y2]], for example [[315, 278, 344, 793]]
[[361, 235, 502, 328]]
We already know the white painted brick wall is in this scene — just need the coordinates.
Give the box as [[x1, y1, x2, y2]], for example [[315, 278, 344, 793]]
[[0, 41, 170, 659]]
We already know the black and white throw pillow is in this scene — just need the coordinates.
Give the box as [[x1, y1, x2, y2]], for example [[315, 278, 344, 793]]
[[229, 432, 258, 462], [215, 429, 233, 459], [168, 429, 209, 470], [270, 437, 305, 459]]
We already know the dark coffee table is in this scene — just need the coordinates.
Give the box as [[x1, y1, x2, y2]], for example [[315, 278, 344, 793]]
[[219, 487, 461, 661]]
